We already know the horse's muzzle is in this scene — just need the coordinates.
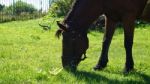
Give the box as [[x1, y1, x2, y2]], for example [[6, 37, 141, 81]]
[[61, 55, 83, 71]]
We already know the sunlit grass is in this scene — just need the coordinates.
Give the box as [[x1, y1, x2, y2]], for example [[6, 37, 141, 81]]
[[0, 19, 150, 84]]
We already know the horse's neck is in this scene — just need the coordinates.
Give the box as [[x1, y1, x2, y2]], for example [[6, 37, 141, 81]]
[[64, 10, 88, 29], [64, 0, 81, 23], [64, 0, 103, 30]]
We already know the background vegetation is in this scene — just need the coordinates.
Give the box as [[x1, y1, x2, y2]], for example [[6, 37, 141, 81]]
[[0, 1, 45, 23], [49, 0, 74, 17], [0, 4, 5, 11]]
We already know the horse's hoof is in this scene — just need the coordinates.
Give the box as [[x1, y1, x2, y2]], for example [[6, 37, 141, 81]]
[[93, 65, 105, 71]]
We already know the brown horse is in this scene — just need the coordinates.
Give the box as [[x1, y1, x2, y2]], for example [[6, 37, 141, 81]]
[[56, 0, 149, 73]]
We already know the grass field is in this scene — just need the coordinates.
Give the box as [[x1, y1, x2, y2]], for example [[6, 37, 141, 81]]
[[0, 19, 150, 84]]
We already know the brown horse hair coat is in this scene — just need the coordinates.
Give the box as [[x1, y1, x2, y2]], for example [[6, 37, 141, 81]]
[[56, 0, 149, 73]]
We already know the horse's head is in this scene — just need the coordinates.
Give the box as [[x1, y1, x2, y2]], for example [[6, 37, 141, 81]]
[[56, 21, 89, 70]]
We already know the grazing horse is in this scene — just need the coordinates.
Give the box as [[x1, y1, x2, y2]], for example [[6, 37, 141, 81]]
[[56, 0, 149, 73]]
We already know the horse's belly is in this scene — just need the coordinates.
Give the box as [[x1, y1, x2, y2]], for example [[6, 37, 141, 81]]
[[142, 0, 150, 22]]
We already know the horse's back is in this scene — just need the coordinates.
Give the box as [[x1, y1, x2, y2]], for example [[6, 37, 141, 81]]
[[104, 0, 148, 21]]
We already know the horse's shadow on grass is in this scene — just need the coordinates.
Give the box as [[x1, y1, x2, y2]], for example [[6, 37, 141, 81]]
[[69, 70, 150, 84]]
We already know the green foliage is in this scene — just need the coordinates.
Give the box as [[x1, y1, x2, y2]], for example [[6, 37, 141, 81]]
[[0, 4, 5, 11], [49, 0, 74, 17], [0, 19, 150, 83], [0, 1, 45, 23], [7, 1, 37, 15]]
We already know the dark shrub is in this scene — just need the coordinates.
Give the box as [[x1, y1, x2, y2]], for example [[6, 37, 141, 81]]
[[0, 4, 5, 11]]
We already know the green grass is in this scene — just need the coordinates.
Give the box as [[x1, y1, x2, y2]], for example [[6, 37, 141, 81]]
[[0, 19, 150, 84]]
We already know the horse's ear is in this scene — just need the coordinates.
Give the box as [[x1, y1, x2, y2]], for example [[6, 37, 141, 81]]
[[55, 21, 66, 38], [57, 21, 67, 31]]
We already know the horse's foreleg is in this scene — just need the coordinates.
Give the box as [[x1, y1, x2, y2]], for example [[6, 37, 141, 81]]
[[94, 17, 116, 70], [123, 15, 135, 73]]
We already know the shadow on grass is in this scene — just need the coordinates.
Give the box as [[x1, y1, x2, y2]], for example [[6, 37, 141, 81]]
[[69, 70, 150, 84]]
